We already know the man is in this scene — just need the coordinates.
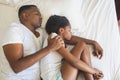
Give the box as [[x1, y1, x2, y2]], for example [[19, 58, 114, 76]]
[[1, 5, 63, 80], [1, 5, 103, 80]]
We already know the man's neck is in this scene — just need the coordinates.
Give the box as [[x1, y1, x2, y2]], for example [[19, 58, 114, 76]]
[[22, 23, 40, 37], [22, 22, 35, 32]]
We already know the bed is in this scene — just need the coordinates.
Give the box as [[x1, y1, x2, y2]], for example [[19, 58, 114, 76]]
[[0, 0, 120, 80]]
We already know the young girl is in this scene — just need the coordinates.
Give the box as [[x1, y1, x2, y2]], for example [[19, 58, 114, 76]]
[[43, 15, 103, 80]]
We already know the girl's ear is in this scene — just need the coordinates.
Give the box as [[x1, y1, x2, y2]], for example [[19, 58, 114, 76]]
[[58, 28, 64, 34]]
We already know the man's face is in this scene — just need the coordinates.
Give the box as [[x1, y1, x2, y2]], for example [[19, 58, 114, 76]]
[[26, 7, 42, 29]]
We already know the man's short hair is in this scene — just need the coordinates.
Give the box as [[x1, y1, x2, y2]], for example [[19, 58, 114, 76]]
[[18, 5, 37, 18]]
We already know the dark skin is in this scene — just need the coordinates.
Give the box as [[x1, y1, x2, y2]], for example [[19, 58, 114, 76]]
[[65, 35, 103, 80], [57, 26, 103, 80], [3, 6, 103, 80], [65, 36, 103, 59], [2, 7, 64, 73]]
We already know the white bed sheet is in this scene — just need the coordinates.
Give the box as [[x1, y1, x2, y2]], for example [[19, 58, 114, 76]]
[[0, 0, 120, 80]]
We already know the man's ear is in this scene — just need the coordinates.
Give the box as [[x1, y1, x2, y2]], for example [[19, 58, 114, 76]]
[[58, 28, 64, 33], [22, 12, 28, 20]]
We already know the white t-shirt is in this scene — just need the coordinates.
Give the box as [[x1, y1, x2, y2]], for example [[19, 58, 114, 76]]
[[1, 22, 47, 80], [40, 33, 63, 80]]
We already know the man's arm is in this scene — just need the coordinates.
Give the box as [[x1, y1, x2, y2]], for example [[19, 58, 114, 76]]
[[3, 44, 51, 73], [65, 35, 103, 59], [3, 35, 63, 73]]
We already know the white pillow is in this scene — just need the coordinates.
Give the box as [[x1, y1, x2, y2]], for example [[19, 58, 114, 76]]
[[0, 0, 20, 6]]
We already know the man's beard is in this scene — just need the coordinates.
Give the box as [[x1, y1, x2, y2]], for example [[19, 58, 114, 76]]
[[34, 23, 41, 29]]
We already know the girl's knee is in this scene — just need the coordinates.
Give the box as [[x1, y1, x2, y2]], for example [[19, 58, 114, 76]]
[[76, 42, 86, 48], [76, 42, 90, 54]]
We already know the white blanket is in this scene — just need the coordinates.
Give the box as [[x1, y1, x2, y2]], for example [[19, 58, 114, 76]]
[[0, 0, 120, 80]]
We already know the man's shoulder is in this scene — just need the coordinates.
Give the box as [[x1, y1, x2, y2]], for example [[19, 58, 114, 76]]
[[9, 22, 27, 33], [2, 22, 25, 46], [9, 22, 22, 30], [3, 22, 25, 38]]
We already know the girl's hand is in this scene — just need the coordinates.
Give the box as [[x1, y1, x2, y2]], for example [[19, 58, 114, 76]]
[[93, 68, 104, 80]]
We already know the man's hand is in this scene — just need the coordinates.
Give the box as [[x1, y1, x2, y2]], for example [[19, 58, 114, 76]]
[[92, 41, 103, 59], [47, 34, 64, 52]]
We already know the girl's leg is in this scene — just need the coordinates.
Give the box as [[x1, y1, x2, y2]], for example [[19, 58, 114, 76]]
[[80, 44, 94, 80], [61, 42, 93, 80]]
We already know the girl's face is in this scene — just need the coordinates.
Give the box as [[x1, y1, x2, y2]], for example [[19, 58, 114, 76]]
[[59, 25, 72, 40]]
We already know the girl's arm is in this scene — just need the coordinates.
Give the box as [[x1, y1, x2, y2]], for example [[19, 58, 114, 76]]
[[57, 47, 96, 74], [65, 35, 103, 59]]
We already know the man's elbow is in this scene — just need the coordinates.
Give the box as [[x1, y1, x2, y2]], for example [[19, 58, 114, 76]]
[[11, 65, 22, 73]]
